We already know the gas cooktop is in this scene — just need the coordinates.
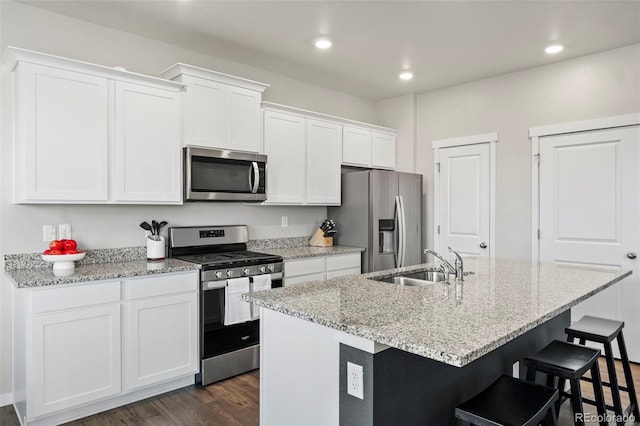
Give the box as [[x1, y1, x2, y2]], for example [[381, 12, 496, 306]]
[[173, 250, 281, 268]]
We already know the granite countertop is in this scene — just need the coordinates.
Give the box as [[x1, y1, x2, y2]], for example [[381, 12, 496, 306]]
[[243, 258, 631, 367], [257, 245, 364, 260], [5, 247, 201, 288]]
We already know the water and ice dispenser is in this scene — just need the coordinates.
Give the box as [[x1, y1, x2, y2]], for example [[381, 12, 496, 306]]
[[378, 219, 395, 253]]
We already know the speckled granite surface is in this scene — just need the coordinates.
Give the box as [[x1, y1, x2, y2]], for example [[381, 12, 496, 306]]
[[257, 245, 364, 260], [247, 237, 310, 250], [5, 257, 200, 288], [243, 258, 632, 367], [5, 247, 147, 270]]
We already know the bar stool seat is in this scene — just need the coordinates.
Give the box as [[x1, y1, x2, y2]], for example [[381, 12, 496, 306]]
[[524, 340, 608, 426], [566, 315, 640, 424], [455, 375, 559, 426]]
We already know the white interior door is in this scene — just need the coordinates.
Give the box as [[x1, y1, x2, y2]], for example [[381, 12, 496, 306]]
[[538, 126, 640, 360], [436, 143, 491, 258]]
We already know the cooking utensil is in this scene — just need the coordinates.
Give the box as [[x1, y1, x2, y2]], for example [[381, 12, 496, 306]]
[[140, 222, 153, 233], [157, 221, 168, 233], [152, 220, 158, 236]]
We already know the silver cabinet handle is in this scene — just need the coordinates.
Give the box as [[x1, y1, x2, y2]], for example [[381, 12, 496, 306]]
[[480, 242, 487, 249], [628, 252, 637, 260]]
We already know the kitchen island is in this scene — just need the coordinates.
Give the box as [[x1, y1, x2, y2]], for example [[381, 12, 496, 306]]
[[243, 258, 631, 425]]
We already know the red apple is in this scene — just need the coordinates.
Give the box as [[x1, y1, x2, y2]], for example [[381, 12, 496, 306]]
[[63, 239, 77, 251], [49, 240, 63, 251]]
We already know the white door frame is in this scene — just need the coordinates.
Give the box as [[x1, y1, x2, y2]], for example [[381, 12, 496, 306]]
[[432, 132, 497, 258], [529, 113, 640, 262]]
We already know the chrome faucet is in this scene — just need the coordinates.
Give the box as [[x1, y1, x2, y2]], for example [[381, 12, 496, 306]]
[[423, 247, 464, 282], [447, 247, 464, 282]]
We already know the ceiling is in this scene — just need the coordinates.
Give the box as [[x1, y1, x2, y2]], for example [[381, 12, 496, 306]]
[[17, 0, 640, 100]]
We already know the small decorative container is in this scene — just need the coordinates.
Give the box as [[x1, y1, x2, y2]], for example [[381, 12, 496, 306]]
[[146, 236, 165, 261], [42, 252, 86, 276]]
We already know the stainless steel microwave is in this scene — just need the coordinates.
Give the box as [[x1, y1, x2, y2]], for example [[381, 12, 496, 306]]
[[184, 147, 267, 201]]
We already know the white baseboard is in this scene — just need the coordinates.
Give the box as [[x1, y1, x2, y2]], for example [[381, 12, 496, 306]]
[[0, 391, 13, 407]]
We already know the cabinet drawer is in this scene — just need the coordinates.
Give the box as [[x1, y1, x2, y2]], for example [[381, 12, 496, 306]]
[[285, 272, 326, 287], [30, 281, 120, 314], [285, 257, 325, 277], [123, 271, 198, 300], [326, 268, 362, 280], [326, 253, 361, 272]]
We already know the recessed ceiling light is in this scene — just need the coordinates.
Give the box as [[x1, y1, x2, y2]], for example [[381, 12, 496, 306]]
[[315, 39, 332, 49], [545, 44, 564, 54], [399, 71, 413, 80]]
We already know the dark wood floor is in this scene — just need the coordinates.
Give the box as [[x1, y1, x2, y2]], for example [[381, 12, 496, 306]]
[[1, 361, 640, 425]]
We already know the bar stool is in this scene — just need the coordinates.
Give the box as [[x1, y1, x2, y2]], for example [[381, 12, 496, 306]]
[[566, 315, 640, 423], [455, 375, 559, 426], [523, 340, 608, 426]]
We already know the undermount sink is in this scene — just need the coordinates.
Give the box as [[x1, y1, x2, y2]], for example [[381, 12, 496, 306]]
[[373, 270, 449, 286]]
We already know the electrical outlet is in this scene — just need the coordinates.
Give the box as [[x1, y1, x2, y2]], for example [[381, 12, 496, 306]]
[[58, 223, 72, 240], [281, 216, 288, 227], [43, 225, 57, 242], [347, 362, 364, 399]]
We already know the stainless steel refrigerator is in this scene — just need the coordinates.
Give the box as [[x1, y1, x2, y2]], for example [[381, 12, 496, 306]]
[[328, 170, 423, 273]]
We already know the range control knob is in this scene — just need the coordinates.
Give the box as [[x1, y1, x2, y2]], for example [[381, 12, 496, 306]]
[[259, 266, 266, 273], [268, 264, 275, 272], [215, 271, 223, 279], [243, 268, 251, 275], [226, 270, 233, 277]]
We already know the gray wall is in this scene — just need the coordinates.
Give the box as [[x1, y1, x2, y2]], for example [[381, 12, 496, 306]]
[[379, 44, 640, 260], [0, 1, 378, 398]]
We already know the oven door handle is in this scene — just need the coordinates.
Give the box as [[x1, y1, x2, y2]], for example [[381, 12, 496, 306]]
[[203, 272, 283, 291]]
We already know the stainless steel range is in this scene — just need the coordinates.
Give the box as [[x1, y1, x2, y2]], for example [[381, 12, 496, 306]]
[[168, 225, 283, 385]]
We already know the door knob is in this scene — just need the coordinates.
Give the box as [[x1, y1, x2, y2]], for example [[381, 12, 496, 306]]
[[628, 252, 637, 260], [480, 242, 487, 249]]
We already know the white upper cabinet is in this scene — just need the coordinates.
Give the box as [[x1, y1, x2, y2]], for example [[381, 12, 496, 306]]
[[263, 109, 306, 204], [342, 126, 372, 167], [306, 119, 342, 205], [6, 47, 185, 204], [162, 64, 269, 153], [343, 126, 397, 170], [371, 131, 397, 170], [113, 82, 182, 203], [13, 62, 110, 202], [263, 104, 343, 206]]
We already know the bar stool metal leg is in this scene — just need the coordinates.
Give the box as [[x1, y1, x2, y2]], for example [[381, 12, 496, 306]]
[[617, 331, 640, 420], [603, 341, 625, 425], [569, 378, 585, 426], [590, 359, 609, 426]]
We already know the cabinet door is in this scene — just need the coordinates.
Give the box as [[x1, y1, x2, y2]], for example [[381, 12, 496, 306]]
[[342, 126, 371, 167], [263, 110, 306, 204], [31, 304, 121, 417], [371, 132, 396, 170], [227, 86, 262, 153], [182, 75, 227, 148], [124, 292, 198, 390], [113, 81, 182, 203], [15, 62, 109, 202], [306, 120, 342, 205]]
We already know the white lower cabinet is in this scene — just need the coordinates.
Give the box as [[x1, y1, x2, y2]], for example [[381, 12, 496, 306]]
[[31, 303, 121, 418], [13, 271, 199, 425], [284, 253, 361, 286], [123, 274, 199, 391]]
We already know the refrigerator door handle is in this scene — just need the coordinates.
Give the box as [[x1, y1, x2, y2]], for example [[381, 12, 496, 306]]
[[394, 195, 401, 268], [399, 195, 407, 267]]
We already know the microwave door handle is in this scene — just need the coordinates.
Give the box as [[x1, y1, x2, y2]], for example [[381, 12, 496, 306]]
[[251, 162, 260, 193]]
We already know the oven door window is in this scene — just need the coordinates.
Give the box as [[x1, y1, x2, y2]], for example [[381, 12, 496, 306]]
[[191, 156, 257, 194], [202, 288, 259, 358]]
